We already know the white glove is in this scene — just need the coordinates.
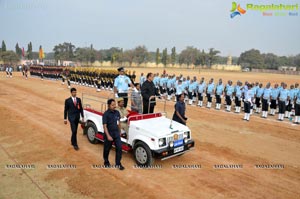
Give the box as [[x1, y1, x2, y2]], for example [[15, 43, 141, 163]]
[[115, 93, 119, 98], [120, 116, 127, 122]]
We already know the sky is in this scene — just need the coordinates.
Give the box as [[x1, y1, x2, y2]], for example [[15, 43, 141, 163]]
[[0, 0, 299, 56]]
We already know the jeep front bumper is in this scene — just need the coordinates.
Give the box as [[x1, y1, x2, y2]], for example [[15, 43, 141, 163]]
[[152, 140, 195, 160]]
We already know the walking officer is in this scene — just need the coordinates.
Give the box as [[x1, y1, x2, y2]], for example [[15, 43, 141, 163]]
[[102, 98, 125, 170]]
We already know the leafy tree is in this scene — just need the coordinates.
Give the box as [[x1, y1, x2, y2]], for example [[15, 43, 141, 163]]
[[207, 48, 220, 67], [133, 45, 148, 64], [0, 51, 20, 63], [27, 42, 33, 60], [161, 48, 168, 66], [1, 40, 6, 52], [15, 43, 22, 57], [53, 42, 75, 61], [155, 48, 160, 65], [178, 46, 200, 66], [238, 49, 264, 69], [171, 47, 176, 65]]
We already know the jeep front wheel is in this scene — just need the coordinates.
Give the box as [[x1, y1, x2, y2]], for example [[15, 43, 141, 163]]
[[134, 141, 153, 166], [84, 122, 99, 144]]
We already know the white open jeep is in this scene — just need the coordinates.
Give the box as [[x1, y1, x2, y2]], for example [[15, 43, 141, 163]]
[[81, 93, 195, 166]]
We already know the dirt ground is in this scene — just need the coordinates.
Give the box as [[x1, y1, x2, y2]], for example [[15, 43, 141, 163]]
[[0, 69, 299, 199]]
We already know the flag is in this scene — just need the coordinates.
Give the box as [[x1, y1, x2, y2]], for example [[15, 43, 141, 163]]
[[39, 46, 45, 60], [22, 47, 25, 58]]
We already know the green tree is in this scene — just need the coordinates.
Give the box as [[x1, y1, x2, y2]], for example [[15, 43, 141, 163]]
[[27, 42, 33, 59], [133, 45, 148, 65], [1, 40, 6, 52], [53, 42, 75, 61], [178, 46, 200, 66], [15, 43, 22, 57], [161, 48, 168, 66], [262, 53, 280, 69], [0, 51, 20, 63], [171, 47, 176, 65], [207, 48, 220, 67], [238, 49, 264, 69], [155, 48, 160, 65]]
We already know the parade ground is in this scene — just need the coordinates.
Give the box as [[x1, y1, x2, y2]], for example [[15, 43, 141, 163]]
[[0, 69, 299, 199]]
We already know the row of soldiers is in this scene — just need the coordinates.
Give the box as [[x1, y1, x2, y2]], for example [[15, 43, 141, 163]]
[[138, 73, 300, 124]]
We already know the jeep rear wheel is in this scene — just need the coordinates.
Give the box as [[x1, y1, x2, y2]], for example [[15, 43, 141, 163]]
[[84, 122, 99, 144], [134, 141, 153, 166]]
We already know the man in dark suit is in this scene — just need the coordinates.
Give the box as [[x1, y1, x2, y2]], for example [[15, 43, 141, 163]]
[[141, 72, 160, 114], [64, 88, 84, 150]]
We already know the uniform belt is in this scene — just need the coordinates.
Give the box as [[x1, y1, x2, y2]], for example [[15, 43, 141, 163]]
[[118, 91, 128, 93]]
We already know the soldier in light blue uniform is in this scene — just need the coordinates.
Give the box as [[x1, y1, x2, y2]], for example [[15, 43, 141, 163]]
[[225, 80, 234, 112], [255, 83, 264, 114], [292, 83, 299, 116], [175, 80, 185, 102], [215, 79, 224, 110], [261, 83, 272, 118], [277, 83, 290, 121], [187, 77, 198, 105], [197, 77, 206, 107], [243, 84, 254, 121], [234, 81, 243, 113], [167, 75, 173, 100], [114, 67, 133, 108], [270, 84, 279, 116], [206, 78, 215, 108], [252, 82, 259, 111], [286, 84, 296, 118], [140, 73, 146, 86], [294, 89, 300, 124]]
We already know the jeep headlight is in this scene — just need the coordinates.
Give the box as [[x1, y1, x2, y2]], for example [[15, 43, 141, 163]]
[[184, 131, 190, 139], [159, 138, 166, 147], [184, 138, 188, 144], [169, 141, 174, 148]]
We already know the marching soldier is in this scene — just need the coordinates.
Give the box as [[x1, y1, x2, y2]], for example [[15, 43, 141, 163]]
[[261, 83, 272, 118]]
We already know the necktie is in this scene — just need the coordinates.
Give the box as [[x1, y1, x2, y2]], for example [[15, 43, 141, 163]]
[[73, 98, 76, 106]]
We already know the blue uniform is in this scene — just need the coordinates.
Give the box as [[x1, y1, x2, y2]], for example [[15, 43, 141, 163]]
[[235, 86, 242, 98], [262, 87, 272, 100], [271, 88, 279, 100], [226, 85, 234, 97], [176, 84, 185, 95], [256, 87, 264, 98], [114, 75, 132, 93], [207, 83, 214, 94], [296, 90, 300, 105], [216, 84, 224, 95], [188, 82, 197, 92], [140, 76, 146, 85], [279, 89, 289, 101], [197, 82, 206, 93]]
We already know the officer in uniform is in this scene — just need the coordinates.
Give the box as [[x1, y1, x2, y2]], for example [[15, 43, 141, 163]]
[[261, 83, 272, 118], [206, 78, 214, 108], [114, 67, 133, 108], [277, 83, 290, 121], [243, 84, 254, 121], [116, 98, 129, 135], [197, 77, 206, 107], [102, 98, 124, 170], [255, 83, 264, 114], [270, 83, 279, 116], [294, 89, 300, 124], [215, 79, 224, 110], [234, 81, 242, 113]]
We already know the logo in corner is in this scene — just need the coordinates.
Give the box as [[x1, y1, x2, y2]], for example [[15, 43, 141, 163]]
[[230, 2, 246, 18]]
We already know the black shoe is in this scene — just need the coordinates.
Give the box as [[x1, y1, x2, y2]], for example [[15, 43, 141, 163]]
[[73, 146, 79, 150], [117, 165, 125, 170]]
